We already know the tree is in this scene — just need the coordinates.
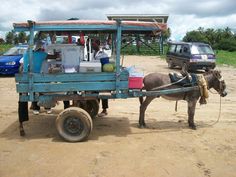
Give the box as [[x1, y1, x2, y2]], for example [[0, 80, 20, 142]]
[[182, 27, 236, 51], [18, 32, 27, 43], [204, 28, 216, 46], [222, 27, 233, 38], [217, 38, 236, 51], [14, 33, 19, 44], [5, 31, 14, 44], [162, 27, 171, 42], [34, 32, 48, 42], [0, 38, 4, 44], [183, 30, 208, 43]]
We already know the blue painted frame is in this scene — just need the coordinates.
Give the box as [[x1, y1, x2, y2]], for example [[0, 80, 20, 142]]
[[13, 20, 195, 106], [14, 20, 163, 104]]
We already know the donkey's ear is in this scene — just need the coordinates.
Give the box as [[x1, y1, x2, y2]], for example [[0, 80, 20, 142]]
[[213, 68, 221, 73]]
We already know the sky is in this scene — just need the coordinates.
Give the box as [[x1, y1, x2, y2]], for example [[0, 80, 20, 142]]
[[0, 0, 236, 41]]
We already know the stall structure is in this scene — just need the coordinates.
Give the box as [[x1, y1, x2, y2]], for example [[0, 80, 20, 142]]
[[107, 14, 169, 55]]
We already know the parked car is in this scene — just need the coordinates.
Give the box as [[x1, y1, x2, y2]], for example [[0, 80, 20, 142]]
[[166, 42, 216, 71], [0, 45, 28, 75]]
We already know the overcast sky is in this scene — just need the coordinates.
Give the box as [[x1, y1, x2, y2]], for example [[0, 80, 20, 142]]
[[1, 0, 236, 40]]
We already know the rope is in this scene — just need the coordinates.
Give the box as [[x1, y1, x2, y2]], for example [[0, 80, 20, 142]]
[[151, 76, 187, 91], [209, 89, 218, 94], [210, 95, 222, 125], [179, 95, 222, 128], [198, 95, 222, 127]]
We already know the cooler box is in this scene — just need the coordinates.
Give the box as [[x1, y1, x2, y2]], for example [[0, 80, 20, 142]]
[[33, 52, 48, 73], [61, 45, 81, 73], [128, 77, 143, 89], [79, 62, 101, 72]]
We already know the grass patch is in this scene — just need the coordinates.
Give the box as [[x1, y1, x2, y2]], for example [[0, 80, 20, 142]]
[[0, 44, 13, 54], [216, 50, 236, 67]]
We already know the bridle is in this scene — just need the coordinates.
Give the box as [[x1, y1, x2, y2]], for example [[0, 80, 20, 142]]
[[213, 73, 227, 97]]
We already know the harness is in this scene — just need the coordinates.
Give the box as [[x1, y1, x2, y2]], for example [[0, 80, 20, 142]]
[[197, 75, 209, 104], [169, 72, 198, 87], [169, 72, 208, 104]]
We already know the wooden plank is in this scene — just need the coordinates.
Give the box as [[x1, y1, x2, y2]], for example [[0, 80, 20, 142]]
[[16, 81, 128, 93], [129, 86, 199, 97], [15, 72, 128, 83]]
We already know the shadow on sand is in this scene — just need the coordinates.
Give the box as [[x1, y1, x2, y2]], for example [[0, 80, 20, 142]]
[[0, 109, 132, 142], [0, 108, 212, 142]]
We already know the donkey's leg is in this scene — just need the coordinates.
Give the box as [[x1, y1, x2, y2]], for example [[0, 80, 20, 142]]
[[187, 99, 198, 130], [139, 96, 155, 128]]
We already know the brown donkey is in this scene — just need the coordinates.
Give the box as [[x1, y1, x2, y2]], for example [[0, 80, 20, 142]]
[[139, 70, 227, 129]]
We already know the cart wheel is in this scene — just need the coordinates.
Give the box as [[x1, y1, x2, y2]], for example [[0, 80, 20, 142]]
[[56, 107, 93, 142], [76, 100, 99, 119]]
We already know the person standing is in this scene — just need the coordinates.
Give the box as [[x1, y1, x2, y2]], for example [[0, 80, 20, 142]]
[[92, 39, 109, 117]]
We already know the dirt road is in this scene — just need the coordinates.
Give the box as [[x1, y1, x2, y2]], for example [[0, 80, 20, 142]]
[[0, 56, 236, 177]]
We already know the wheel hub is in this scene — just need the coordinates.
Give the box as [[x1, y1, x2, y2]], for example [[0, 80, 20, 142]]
[[63, 116, 84, 135]]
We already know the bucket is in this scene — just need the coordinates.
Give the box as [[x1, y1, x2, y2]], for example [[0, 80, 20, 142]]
[[33, 52, 47, 73], [23, 51, 47, 73]]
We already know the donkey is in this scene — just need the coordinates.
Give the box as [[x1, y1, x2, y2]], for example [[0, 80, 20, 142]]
[[139, 70, 227, 129]]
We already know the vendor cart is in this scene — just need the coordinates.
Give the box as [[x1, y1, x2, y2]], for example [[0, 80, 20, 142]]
[[14, 19, 197, 142]]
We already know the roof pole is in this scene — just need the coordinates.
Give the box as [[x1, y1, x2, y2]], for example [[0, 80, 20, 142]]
[[28, 20, 35, 73], [115, 20, 122, 97], [28, 20, 35, 101]]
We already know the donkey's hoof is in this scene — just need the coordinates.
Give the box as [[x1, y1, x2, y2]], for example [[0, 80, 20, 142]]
[[138, 124, 146, 129], [189, 125, 197, 130], [20, 130, 25, 136]]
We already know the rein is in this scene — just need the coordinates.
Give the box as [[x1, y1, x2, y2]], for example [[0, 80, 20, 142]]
[[198, 95, 222, 127], [151, 76, 187, 91], [199, 73, 222, 125]]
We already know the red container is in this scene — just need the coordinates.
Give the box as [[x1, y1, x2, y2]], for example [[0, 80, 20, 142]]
[[128, 77, 143, 89]]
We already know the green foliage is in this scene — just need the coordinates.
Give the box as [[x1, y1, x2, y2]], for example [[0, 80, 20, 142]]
[[183, 30, 208, 43], [183, 27, 236, 51], [5, 31, 28, 44], [162, 28, 171, 41], [18, 32, 28, 43], [5, 31, 14, 44], [0, 44, 13, 54], [216, 38, 236, 52]]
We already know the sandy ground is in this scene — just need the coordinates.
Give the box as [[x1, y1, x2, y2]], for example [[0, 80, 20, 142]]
[[0, 56, 236, 177]]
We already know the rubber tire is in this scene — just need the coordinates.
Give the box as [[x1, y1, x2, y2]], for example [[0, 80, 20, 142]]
[[56, 107, 93, 142], [76, 100, 99, 119]]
